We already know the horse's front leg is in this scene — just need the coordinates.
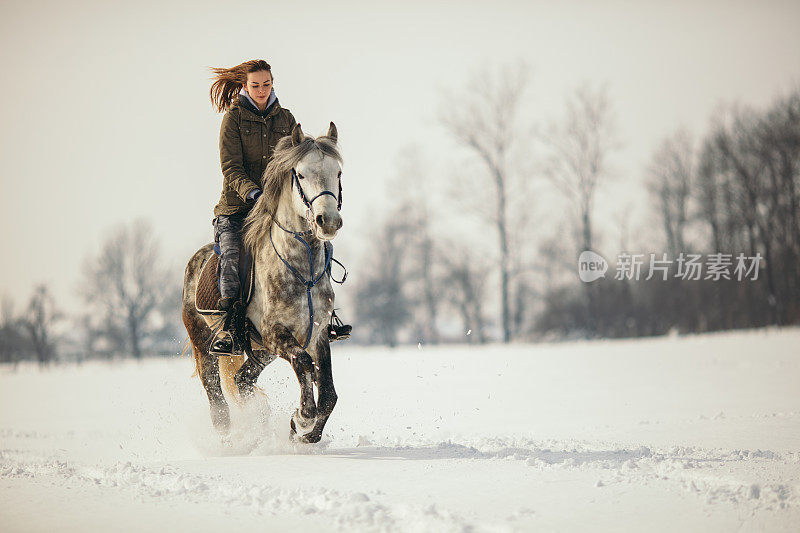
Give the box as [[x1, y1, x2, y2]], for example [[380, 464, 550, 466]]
[[257, 323, 317, 438], [233, 348, 277, 400], [301, 338, 337, 444]]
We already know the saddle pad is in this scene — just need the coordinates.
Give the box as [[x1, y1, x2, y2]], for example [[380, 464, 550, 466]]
[[195, 248, 256, 316], [196, 254, 223, 315]]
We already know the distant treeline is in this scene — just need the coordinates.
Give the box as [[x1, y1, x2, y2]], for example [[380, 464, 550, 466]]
[[1, 221, 183, 365], [352, 68, 799, 344], [553, 89, 800, 338]]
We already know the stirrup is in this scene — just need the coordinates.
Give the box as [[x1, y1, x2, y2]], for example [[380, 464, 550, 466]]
[[209, 331, 236, 356], [328, 311, 351, 342]]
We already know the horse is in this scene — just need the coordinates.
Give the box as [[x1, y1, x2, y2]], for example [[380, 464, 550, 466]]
[[182, 122, 343, 444]]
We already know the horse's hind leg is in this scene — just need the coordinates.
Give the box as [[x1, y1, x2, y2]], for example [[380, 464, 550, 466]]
[[183, 307, 230, 434], [233, 349, 276, 399]]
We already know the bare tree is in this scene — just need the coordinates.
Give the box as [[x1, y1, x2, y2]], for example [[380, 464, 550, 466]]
[[647, 130, 693, 257], [404, 203, 441, 344], [354, 213, 413, 347], [544, 84, 618, 335], [394, 146, 442, 344], [759, 90, 800, 319], [441, 245, 490, 344], [439, 63, 531, 343], [153, 281, 184, 352], [545, 84, 618, 255], [82, 219, 170, 358], [0, 295, 27, 365], [695, 140, 724, 253], [20, 285, 61, 366], [695, 92, 800, 325]]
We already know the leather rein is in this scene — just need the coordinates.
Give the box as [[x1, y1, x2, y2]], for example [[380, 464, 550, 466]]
[[269, 168, 346, 349]]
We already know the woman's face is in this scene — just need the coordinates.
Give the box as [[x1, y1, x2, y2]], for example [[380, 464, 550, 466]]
[[245, 70, 273, 110]]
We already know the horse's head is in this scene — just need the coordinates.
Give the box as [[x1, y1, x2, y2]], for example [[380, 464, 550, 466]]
[[289, 122, 343, 241], [245, 123, 345, 250]]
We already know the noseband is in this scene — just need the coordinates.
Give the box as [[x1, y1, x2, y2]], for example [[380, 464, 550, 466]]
[[291, 168, 342, 212]]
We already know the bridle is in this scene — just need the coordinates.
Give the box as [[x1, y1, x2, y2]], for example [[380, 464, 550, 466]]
[[291, 168, 342, 212]]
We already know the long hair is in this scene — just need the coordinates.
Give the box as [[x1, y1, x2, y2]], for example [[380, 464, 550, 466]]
[[244, 134, 342, 251], [209, 59, 272, 113]]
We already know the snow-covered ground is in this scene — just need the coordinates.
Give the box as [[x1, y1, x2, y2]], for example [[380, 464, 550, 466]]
[[1, 328, 799, 532]]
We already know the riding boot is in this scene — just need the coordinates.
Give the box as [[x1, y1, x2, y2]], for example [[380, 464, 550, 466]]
[[211, 214, 247, 356], [214, 214, 245, 306], [210, 300, 248, 356], [328, 310, 352, 341], [209, 295, 235, 355]]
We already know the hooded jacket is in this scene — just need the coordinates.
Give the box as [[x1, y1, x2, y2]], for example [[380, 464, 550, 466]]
[[213, 92, 297, 217]]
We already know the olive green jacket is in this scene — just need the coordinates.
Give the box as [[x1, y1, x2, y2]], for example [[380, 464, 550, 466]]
[[213, 100, 297, 217]]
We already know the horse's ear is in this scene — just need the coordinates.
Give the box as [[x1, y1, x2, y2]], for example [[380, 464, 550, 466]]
[[327, 122, 338, 143], [291, 123, 305, 146]]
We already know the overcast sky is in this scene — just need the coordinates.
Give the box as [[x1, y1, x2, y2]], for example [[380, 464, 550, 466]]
[[1, 0, 799, 312]]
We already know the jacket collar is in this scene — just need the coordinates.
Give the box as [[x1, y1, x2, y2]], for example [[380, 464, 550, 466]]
[[237, 89, 279, 120]]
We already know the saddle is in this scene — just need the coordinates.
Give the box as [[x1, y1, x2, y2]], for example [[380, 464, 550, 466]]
[[195, 245, 256, 316], [195, 241, 351, 348]]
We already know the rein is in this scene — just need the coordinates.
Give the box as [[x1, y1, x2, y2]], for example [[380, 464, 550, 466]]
[[268, 166, 346, 349], [269, 223, 332, 349]]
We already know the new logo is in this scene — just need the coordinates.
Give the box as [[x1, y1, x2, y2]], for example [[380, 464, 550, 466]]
[[578, 251, 608, 282]]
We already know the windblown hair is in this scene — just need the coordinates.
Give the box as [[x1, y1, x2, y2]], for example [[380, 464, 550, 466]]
[[243, 134, 343, 251], [209, 59, 272, 113]]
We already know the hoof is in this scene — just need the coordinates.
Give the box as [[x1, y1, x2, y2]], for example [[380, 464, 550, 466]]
[[290, 412, 319, 443], [289, 420, 322, 444], [292, 409, 316, 432]]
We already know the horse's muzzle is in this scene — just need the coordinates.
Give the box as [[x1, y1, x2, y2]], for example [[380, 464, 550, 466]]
[[315, 212, 343, 238]]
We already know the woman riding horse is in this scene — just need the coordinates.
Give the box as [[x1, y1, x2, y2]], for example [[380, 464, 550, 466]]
[[208, 59, 350, 354], [184, 121, 346, 442]]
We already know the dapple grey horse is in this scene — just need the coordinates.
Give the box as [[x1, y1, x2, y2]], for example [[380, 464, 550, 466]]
[[182, 123, 343, 443]]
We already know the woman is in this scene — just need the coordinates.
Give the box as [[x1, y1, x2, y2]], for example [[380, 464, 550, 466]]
[[208, 60, 349, 354]]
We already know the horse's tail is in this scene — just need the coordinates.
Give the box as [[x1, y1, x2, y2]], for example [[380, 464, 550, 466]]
[[189, 342, 201, 379], [177, 337, 197, 377]]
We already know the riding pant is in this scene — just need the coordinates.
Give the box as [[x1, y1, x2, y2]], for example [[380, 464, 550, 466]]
[[213, 213, 246, 301]]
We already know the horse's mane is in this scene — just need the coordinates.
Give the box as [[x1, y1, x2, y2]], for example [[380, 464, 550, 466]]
[[243, 134, 342, 251]]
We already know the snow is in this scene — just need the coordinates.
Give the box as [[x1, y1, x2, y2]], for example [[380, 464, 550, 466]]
[[1, 328, 799, 532]]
